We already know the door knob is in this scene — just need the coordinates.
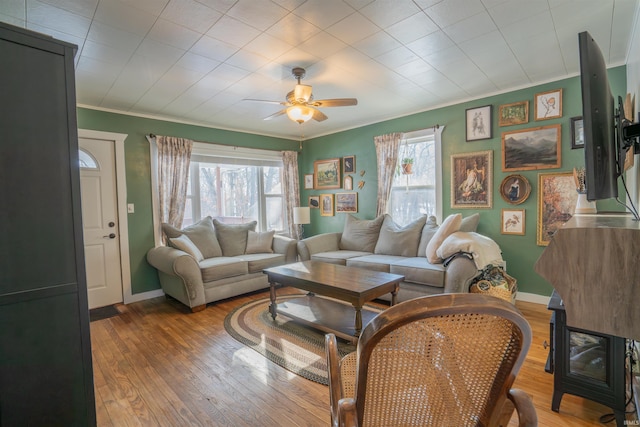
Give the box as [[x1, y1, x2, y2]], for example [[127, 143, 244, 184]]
[[108, 221, 115, 227], [103, 233, 116, 239]]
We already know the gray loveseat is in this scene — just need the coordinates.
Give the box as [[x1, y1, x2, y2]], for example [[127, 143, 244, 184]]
[[147, 217, 297, 312], [297, 213, 499, 303]]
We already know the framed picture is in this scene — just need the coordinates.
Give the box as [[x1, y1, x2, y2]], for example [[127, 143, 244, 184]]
[[335, 192, 358, 213], [343, 155, 355, 174], [314, 158, 341, 189], [498, 101, 529, 126], [304, 173, 314, 189], [320, 194, 334, 216], [535, 89, 563, 120], [466, 105, 492, 141], [499, 174, 531, 205], [501, 209, 525, 235], [308, 195, 319, 209], [502, 124, 561, 172], [344, 175, 353, 190], [451, 150, 493, 209], [537, 171, 578, 246], [570, 116, 584, 149]]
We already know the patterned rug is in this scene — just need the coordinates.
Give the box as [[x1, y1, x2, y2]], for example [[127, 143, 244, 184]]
[[224, 295, 373, 385]]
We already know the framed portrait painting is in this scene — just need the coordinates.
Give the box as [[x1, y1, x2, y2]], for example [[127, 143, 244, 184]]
[[451, 150, 493, 209], [314, 158, 341, 189], [320, 194, 334, 216], [537, 172, 578, 246], [499, 174, 531, 205], [335, 192, 358, 213], [466, 105, 492, 141], [502, 124, 561, 171], [498, 101, 529, 126], [501, 209, 525, 235], [535, 89, 563, 120]]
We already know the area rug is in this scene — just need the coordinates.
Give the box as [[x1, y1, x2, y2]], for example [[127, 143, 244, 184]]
[[224, 295, 370, 385], [89, 304, 121, 322]]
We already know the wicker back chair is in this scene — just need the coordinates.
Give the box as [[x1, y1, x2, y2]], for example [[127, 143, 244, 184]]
[[325, 293, 536, 427]]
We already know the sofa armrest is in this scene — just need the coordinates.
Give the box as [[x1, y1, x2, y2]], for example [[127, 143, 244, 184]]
[[273, 234, 298, 263], [297, 232, 342, 261], [147, 246, 205, 308], [443, 255, 479, 294]]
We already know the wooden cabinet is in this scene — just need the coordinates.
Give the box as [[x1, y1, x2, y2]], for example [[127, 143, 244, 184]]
[[0, 23, 96, 425]]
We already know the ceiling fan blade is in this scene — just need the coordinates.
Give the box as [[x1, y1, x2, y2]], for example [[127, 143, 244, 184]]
[[311, 108, 328, 122], [263, 109, 287, 121], [243, 98, 287, 106], [294, 84, 313, 102], [311, 98, 358, 107]]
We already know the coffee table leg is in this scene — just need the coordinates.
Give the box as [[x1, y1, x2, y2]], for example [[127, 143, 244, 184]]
[[269, 281, 277, 320], [354, 305, 363, 337], [391, 283, 399, 306]]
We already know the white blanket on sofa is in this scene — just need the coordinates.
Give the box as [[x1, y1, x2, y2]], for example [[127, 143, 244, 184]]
[[436, 231, 504, 270]]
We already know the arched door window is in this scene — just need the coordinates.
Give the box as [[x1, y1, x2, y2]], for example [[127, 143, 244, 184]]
[[79, 148, 99, 170]]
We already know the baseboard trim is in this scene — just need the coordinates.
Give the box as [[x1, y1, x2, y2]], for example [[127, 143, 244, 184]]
[[124, 289, 164, 304], [515, 291, 550, 305]]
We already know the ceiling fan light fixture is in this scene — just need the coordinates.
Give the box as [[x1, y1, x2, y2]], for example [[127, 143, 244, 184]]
[[286, 105, 313, 124]]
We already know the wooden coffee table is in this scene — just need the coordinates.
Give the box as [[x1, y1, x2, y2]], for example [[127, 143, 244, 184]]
[[263, 261, 404, 342]]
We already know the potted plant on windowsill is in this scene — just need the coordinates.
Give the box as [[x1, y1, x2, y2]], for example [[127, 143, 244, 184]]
[[401, 158, 413, 174]]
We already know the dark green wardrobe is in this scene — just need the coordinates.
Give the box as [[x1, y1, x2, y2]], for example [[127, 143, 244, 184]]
[[0, 22, 96, 426]]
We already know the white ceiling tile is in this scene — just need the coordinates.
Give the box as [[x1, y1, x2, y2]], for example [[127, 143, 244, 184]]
[[93, 0, 157, 36], [160, 0, 221, 34], [225, 49, 271, 72], [205, 15, 261, 48], [343, 0, 375, 10], [385, 12, 438, 45], [26, 1, 91, 38], [273, 47, 321, 70], [293, 0, 356, 29], [226, 0, 289, 31], [610, 0, 638, 63], [0, 13, 25, 27], [26, 21, 84, 46], [375, 46, 419, 68], [407, 30, 455, 58], [1, 0, 25, 20], [38, 0, 99, 18], [86, 21, 142, 54], [510, 32, 566, 81], [425, 0, 486, 27], [359, 0, 420, 28], [116, 0, 169, 16], [413, 0, 445, 10], [190, 35, 238, 62], [188, 0, 236, 14], [326, 11, 380, 45], [353, 30, 402, 57], [443, 11, 497, 44], [80, 39, 131, 65], [147, 18, 200, 50], [76, 55, 123, 81], [174, 51, 220, 73], [500, 10, 554, 44], [298, 31, 348, 59], [243, 32, 293, 60], [135, 38, 185, 66], [266, 12, 321, 45], [394, 58, 434, 79], [488, 0, 549, 27]]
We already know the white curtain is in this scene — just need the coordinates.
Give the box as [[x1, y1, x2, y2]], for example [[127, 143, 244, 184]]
[[282, 150, 301, 239], [374, 132, 403, 217], [156, 135, 193, 229]]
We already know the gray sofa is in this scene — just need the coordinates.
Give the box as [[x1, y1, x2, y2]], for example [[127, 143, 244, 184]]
[[297, 213, 496, 303], [147, 217, 297, 312]]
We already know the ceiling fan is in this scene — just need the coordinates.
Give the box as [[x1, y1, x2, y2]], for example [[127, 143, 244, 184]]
[[244, 67, 357, 124]]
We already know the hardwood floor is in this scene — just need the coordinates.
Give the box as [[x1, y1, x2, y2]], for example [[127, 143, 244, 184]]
[[91, 290, 633, 426]]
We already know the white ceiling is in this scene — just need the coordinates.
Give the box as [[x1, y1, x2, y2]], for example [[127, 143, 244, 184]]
[[1, 0, 638, 140]]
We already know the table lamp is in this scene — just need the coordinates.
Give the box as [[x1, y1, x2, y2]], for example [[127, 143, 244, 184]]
[[293, 207, 310, 238]]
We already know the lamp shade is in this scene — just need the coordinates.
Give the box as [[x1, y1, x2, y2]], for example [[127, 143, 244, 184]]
[[293, 207, 310, 225], [286, 105, 314, 124]]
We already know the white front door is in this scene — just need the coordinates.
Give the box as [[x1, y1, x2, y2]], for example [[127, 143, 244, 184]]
[[79, 138, 124, 309]]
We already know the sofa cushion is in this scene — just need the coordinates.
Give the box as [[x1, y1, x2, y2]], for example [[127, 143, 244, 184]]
[[245, 230, 274, 254], [339, 214, 384, 252], [417, 216, 439, 257], [213, 219, 257, 256], [460, 213, 480, 232], [390, 257, 446, 288], [163, 216, 222, 258], [199, 257, 248, 282], [374, 215, 426, 257], [311, 250, 372, 265], [346, 254, 407, 273], [168, 234, 204, 262], [236, 253, 286, 273], [426, 213, 462, 263]]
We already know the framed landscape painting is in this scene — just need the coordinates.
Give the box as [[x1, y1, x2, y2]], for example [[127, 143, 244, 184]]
[[314, 158, 341, 189], [537, 172, 578, 246], [451, 150, 493, 209], [335, 192, 358, 213], [502, 124, 561, 171]]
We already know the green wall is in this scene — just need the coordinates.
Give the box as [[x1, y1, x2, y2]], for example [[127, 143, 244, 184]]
[[299, 66, 627, 297], [77, 66, 626, 298], [76, 109, 298, 294]]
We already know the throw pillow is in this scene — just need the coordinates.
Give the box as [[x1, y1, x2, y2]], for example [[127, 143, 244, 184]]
[[425, 213, 462, 263], [374, 215, 427, 257], [437, 231, 503, 270], [417, 216, 439, 257], [213, 219, 257, 256], [168, 234, 204, 262], [460, 213, 480, 232], [162, 216, 222, 258], [245, 230, 275, 254], [339, 214, 384, 252]]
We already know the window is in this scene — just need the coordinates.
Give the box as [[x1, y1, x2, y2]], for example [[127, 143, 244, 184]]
[[183, 143, 285, 232], [387, 127, 443, 226], [78, 149, 98, 170]]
